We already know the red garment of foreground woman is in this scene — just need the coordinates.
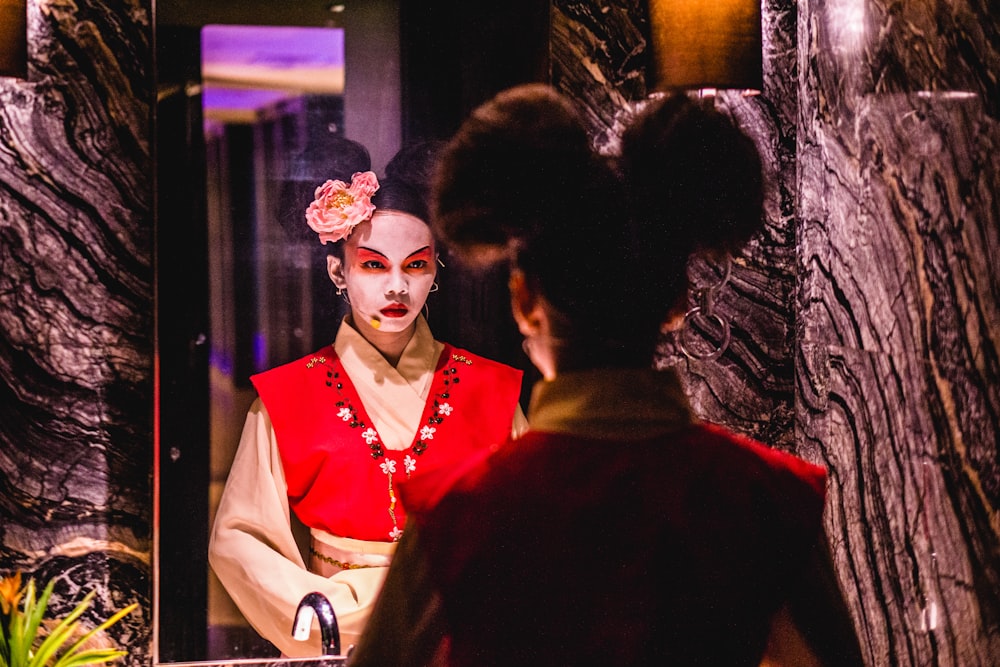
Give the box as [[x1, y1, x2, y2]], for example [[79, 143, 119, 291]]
[[208, 141, 526, 656], [350, 87, 863, 666]]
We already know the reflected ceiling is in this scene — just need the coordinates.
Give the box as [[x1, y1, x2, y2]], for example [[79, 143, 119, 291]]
[[201, 25, 345, 123]]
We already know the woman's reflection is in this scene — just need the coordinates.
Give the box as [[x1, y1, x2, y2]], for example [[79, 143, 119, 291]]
[[206, 139, 527, 655]]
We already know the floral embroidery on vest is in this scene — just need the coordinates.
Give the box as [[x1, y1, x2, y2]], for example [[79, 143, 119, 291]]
[[305, 352, 471, 541]]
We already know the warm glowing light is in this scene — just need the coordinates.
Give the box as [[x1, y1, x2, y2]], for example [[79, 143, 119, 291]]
[[0, 0, 27, 79], [648, 0, 762, 92], [916, 90, 977, 100]]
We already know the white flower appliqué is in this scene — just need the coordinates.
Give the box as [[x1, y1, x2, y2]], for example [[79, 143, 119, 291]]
[[437, 402, 453, 416], [337, 407, 352, 421], [380, 459, 397, 475], [389, 526, 403, 541], [420, 425, 436, 440], [362, 427, 379, 445], [404, 455, 416, 474]]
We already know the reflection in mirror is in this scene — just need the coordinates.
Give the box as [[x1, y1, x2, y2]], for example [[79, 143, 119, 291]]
[[156, 2, 543, 662]]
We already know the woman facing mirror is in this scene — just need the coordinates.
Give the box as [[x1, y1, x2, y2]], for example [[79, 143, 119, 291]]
[[351, 85, 862, 666], [207, 138, 527, 655]]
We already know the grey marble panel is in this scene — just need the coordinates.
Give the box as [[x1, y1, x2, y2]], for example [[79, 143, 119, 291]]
[[798, 346, 999, 665], [551, 0, 650, 154], [798, 1, 1000, 662], [0, 0, 153, 665]]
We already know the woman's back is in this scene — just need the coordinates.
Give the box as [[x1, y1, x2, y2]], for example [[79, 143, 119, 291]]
[[409, 369, 826, 666]]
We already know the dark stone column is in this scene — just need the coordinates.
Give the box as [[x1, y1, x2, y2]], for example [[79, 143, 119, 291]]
[[796, 0, 1000, 663], [0, 1, 153, 664]]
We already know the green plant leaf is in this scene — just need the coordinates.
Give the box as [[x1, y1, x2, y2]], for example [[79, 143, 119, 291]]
[[28, 620, 79, 667], [52, 648, 127, 667], [0, 576, 132, 667], [1, 615, 12, 667], [22, 579, 55, 664], [30, 593, 94, 667], [51, 603, 137, 667]]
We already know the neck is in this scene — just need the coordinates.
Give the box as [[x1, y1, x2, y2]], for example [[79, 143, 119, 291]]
[[551, 345, 653, 375], [530, 333, 654, 379], [348, 315, 416, 367]]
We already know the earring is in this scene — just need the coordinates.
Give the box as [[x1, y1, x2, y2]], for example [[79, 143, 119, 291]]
[[678, 254, 731, 362], [336, 287, 350, 305], [429, 282, 439, 293]]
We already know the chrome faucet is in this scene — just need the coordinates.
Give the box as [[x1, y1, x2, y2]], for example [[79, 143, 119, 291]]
[[292, 592, 341, 656]]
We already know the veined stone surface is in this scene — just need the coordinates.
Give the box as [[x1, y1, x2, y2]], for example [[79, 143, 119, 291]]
[[0, 1, 153, 664]]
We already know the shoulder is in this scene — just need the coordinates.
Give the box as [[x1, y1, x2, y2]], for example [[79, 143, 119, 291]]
[[399, 436, 509, 514], [694, 422, 826, 500], [412, 431, 549, 514], [251, 345, 338, 391], [682, 424, 828, 545], [440, 344, 522, 381], [400, 429, 547, 516]]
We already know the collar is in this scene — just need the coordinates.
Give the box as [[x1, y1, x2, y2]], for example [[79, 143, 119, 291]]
[[527, 367, 695, 440], [333, 316, 442, 398]]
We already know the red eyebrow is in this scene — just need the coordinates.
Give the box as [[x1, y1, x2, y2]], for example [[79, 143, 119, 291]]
[[405, 247, 433, 261], [356, 247, 387, 260]]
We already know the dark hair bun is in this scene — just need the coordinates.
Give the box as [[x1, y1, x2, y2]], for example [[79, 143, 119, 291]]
[[373, 140, 445, 224], [432, 84, 603, 260], [432, 85, 765, 357], [619, 94, 765, 259], [384, 139, 446, 192], [275, 134, 371, 244]]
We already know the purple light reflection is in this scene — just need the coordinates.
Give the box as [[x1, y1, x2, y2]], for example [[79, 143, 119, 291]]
[[202, 24, 344, 69], [201, 24, 344, 115]]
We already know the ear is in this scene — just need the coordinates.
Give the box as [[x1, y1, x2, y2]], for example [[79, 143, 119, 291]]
[[508, 269, 545, 337], [660, 289, 689, 332], [327, 255, 348, 290]]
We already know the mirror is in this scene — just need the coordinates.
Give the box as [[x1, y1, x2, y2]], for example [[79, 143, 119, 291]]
[[155, 1, 545, 662]]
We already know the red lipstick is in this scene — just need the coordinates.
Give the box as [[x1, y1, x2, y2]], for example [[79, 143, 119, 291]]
[[380, 303, 408, 318]]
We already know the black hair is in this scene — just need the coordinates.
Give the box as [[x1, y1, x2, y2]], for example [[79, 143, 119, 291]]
[[370, 139, 446, 230], [431, 84, 765, 360], [274, 133, 372, 252], [618, 93, 765, 261]]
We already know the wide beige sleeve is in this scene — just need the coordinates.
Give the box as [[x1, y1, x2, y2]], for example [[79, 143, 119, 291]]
[[208, 400, 389, 656]]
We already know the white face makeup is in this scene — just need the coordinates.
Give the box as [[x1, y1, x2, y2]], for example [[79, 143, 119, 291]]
[[329, 210, 437, 344]]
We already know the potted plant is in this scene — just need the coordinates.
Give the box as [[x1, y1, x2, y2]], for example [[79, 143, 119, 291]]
[[0, 572, 136, 667]]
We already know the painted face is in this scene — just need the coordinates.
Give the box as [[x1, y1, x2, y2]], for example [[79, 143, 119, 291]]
[[332, 210, 437, 338]]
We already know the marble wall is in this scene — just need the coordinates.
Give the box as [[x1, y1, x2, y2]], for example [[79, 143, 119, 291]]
[[798, 0, 1000, 663], [555, 0, 999, 664], [0, 0, 997, 665], [0, 1, 153, 665]]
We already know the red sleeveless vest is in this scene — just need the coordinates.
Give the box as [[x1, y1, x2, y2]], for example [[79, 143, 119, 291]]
[[251, 343, 522, 542]]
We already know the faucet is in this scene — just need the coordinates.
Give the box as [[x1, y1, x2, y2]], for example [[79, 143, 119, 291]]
[[293, 592, 341, 656]]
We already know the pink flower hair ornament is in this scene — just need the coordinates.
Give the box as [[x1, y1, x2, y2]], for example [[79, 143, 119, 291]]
[[305, 171, 380, 244]]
